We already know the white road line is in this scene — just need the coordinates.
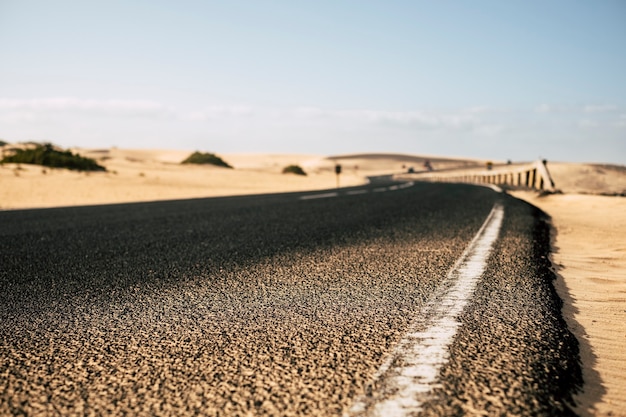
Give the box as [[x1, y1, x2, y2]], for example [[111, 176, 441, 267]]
[[397, 181, 415, 189], [299, 192, 339, 200], [301, 182, 414, 200], [347, 203, 505, 416], [347, 190, 369, 195], [485, 184, 503, 193], [388, 181, 415, 191]]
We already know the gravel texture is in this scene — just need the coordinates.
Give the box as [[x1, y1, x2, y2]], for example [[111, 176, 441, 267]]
[[419, 195, 582, 416], [0, 183, 581, 416]]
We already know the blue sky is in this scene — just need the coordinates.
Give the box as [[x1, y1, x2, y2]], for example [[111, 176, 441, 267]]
[[1, 0, 625, 163]]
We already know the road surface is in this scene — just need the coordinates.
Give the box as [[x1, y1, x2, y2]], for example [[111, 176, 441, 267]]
[[0, 181, 581, 416]]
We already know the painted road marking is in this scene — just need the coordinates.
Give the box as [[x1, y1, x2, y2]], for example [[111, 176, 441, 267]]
[[396, 181, 415, 189], [299, 192, 339, 200], [347, 202, 505, 416], [485, 184, 503, 193], [347, 190, 369, 195], [300, 181, 414, 200]]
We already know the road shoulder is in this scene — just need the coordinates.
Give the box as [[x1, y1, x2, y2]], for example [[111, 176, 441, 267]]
[[510, 191, 626, 417]]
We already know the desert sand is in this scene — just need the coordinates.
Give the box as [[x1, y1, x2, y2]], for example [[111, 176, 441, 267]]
[[1, 146, 624, 415], [0, 148, 481, 210], [511, 191, 626, 417], [0, 148, 361, 210], [509, 161, 626, 416]]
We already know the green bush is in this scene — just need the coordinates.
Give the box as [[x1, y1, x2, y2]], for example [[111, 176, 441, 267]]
[[282, 164, 307, 176], [0, 139, 7, 147], [1, 143, 106, 171], [181, 151, 232, 168]]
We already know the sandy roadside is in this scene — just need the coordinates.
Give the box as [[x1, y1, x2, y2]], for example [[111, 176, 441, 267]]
[[511, 191, 626, 417], [0, 150, 366, 210], [0, 148, 472, 210]]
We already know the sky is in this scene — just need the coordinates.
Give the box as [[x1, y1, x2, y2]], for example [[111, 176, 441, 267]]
[[1, 0, 625, 163]]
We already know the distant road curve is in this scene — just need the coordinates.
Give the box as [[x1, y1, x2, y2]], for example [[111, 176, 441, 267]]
[[0, 180, 581, 416]]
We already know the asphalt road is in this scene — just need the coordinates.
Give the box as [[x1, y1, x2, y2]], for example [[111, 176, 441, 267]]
[[0, 181, 581, 416]]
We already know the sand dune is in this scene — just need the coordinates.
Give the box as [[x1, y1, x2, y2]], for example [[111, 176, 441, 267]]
[[546, 162, 626, 195], [1, 145, 624, 415], [0, 148, 366, 210], [0, 147, 494, 210]]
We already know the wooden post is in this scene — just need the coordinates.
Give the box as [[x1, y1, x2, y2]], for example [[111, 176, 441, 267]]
[[335, 164, 342, 188]]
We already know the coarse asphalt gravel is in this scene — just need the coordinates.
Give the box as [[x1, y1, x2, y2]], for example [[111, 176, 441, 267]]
[[0, 181, 581, 416]]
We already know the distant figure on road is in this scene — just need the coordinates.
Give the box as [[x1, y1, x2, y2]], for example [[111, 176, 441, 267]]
[[423, 159, 433, 171]]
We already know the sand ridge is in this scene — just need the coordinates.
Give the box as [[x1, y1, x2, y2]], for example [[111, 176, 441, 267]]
[[0, 148, 490, 210], [0, 148, 366, 210]]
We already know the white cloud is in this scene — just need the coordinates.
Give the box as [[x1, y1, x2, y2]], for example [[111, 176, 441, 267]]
[[583, 104, 618, 113], [0, 99, 529, 136], [535, 103, 622, 115], [578, 119, 598, 128], [3, 98, 622, 163], [182, 106, 485, 132], [473, 124, 505, 136], [0, 111, 38, 123], [184, 105, 254, 121], [535, 103, 553, 113], [534, 103, 578, 114], [0, 98, 175, 118], [615, 114, 626, 128], [291, 107, 326, 118], [308, 109, 479, 131], [462, 106, 495, 114]]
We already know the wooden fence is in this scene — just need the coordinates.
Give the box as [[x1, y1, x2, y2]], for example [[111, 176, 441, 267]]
[[395, 160, 556, 192]]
